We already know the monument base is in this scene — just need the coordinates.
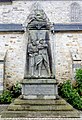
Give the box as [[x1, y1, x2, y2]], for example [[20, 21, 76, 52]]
[[21, 78, 58, 99]]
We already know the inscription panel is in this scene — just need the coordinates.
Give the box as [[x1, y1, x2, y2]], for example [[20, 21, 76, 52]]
[[24, 84, 55, 95]]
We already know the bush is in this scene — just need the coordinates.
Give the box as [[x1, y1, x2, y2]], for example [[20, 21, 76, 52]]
[[58, 80, 82, 110], [59, 80, 72, 98], [0, 90, 12, 104], [67, 89, 82, 109], [0, 82, 22, 104], [10, 82, 22, 98], [75, 69, 82, 95], [75, 69, 82, 85]]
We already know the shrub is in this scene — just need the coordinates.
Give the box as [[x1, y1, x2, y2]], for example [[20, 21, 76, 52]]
[[10, 82, 22, 98], [67, 89, 82, 109], [0, 90, 12, 104], [58, 80, 82, 110], [75, 69, 82, 95], [59, 80, 72, 98], [75, 69, 82, 85]]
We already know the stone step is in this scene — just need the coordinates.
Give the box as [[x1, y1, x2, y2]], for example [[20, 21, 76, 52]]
[[1, 98, 80, 118], [1, 110, 80, 118], [8, 103, 73, 111], [14, 98, 66, 105]]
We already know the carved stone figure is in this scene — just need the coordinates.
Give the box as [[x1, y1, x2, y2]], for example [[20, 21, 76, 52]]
[[27, 32, 38, 77], [35, 39, 50, 76], [27, 31, 52, 77]]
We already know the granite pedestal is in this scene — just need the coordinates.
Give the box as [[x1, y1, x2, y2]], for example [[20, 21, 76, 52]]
[[21, 78, 58, 99]]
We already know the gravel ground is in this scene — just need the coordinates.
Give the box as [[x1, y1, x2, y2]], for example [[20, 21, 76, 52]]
[[0, 118, 77, 119]]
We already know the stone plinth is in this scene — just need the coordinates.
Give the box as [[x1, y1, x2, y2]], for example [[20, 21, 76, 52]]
[[21, 78, 58, 99]]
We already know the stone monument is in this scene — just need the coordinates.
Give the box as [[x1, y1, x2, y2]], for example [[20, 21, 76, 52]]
[[22, 3, 58, 99]]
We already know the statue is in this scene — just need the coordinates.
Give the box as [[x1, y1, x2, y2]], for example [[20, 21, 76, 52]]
[[27, 31, 52, 77], [22, 3, 58, 100], [35, 39, 50, 77], [27, 32, 38, 76]]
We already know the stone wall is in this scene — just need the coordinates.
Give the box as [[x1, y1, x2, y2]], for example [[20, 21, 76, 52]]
[[0, 1, 82, 85], [0, 32, 27, 85], [0, 1, 82, 24], [54, 32, 82, 82]]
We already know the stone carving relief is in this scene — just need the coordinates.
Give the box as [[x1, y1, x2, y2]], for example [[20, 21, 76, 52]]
[[25, 3, 53, 78], [27, 30, 52, 77], [25, 3, 50, 30], [70, 2, 81, 22]]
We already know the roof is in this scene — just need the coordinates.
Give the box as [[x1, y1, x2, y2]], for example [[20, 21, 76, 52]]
[[0, 0, 12, 2], [51, 24, 82, 32], [0, 23, 82, 32], [0, 24, 24, 32]]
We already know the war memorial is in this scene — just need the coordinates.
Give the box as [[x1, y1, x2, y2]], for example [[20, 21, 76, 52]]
[[0, 0, 81, 118]]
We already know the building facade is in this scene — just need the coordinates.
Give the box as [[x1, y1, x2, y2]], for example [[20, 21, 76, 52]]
[[0, 1, 82, 88]]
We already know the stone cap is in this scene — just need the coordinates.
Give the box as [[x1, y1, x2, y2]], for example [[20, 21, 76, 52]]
[[21, 79, 58, 84], [72, 54, 81, 61], [0, 52, 6, 62], [71, 52, 81, 61]]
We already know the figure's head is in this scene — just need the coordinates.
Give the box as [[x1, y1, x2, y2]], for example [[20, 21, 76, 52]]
[[31, 39, 36, 46], [39, 39, 45, 44]]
